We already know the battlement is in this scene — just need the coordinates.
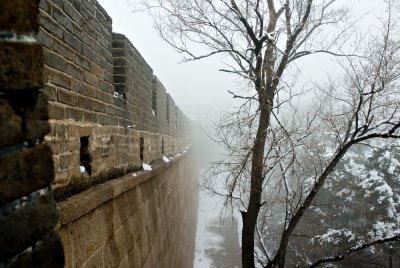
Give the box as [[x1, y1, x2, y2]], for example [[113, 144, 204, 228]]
[[0, 0, 197, 267], [37, 0, 192, 198]]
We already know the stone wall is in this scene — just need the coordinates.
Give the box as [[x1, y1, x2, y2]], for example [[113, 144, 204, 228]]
[[56, 151, 197, 268], [37, 0, 192, 200], [0, 0, 64, 267], [35, 0, 197, 267]]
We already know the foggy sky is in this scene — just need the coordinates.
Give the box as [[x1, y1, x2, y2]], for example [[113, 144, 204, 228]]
[[97, 0, 385, 124], [97, 0, 238, 123]]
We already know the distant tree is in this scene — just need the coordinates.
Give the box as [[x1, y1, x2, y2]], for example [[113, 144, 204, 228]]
[[290, 143, 400, 267], [139, 0, 400, 267]]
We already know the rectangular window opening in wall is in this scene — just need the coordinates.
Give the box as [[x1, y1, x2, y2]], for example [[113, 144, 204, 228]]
[[162, 139, 164, 155], [80, 136, 91, 175], [140, 137, 144, 161], [175, 108, 178, 129], [166, 97, 169, 123], [152, 88, 157, 117]]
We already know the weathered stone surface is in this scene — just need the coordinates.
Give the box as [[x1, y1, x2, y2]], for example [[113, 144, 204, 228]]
[[29, 1, 197, 268], [81, 247, 103, 268], [69, 202, 113, 267], [0, 0, 40, 33], [0, 43, 43, 90], [0, 143, 54, 205], [0, 189, 59, 260], [56, 154, 197, 268]]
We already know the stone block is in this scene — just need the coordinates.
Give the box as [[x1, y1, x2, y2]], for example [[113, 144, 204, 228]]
[[51, 0, 64, 9], [66, 107, 84, 121], [41, 84, 57, 101], [58, 88, 78, 106], [99, 114, 117, 126], [82, 44, 95, 61], [37, 27, 52, 49], [0, 143, 54, 205], [106, 105, 115, 115], [48, 68, 72, 89], [60, 140, 79, 154], [92, 100, 106, 113], [54, 170, 69, 186], [71, 0, 82, 13], [64, 31, 82, 53], [99, 80, 113, 94], [78, 126, 93, 137], [52, 4, 73, 33], [52, 38, 74, 61], [75, 53, 91, 71], [72, 79, 88, 95], [65, 62, 84, 80], [81, 247, 103, 268], [0, 189, 59, 260], [39, 12, 63, 40], [0, 43, 43, 91], [83, 71, 99, 87], [70, 203, 113, 267], [39, 0, 51, 14], [48, 101, 66, 120], [0, 0, 39, 33], [63, 1, 81, 26], [66, 124, 79, 137], [80, 2, 95, 22], [44, 50, 65, 71], [58, 152, 79, 170], [91, 62, 104, 78], [84, 111, 98, 123], [85, 84, 99, 98], [75, 26, 93, 49]]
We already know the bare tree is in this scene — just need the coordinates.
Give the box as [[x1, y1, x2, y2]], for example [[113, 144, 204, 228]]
[[139, 0, 400, 267]]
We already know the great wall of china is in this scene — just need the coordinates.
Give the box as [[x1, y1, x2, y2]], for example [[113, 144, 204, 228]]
[[0, 0, 198, 267]]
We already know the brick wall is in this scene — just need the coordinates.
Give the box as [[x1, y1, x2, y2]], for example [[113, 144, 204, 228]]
[[34, 0, 197, 267], [0, 0, 64, 267], [37, 0, 192, 199]]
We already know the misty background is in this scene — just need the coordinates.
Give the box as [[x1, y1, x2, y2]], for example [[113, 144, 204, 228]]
[[96, 1, 393, 267]]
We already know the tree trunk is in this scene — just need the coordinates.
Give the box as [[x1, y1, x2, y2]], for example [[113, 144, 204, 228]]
[[242, 102, 269, 268]]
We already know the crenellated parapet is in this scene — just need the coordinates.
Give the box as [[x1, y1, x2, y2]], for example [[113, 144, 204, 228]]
[[0, 1, 197, 267], [37, 0, 193, 199]]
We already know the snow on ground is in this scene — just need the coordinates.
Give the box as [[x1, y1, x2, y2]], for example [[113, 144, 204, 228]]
[[142, 163, 152, 171], [80, 165, 86, 172], [193, 189, 223, 268], [193, 184, 242, 268]]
